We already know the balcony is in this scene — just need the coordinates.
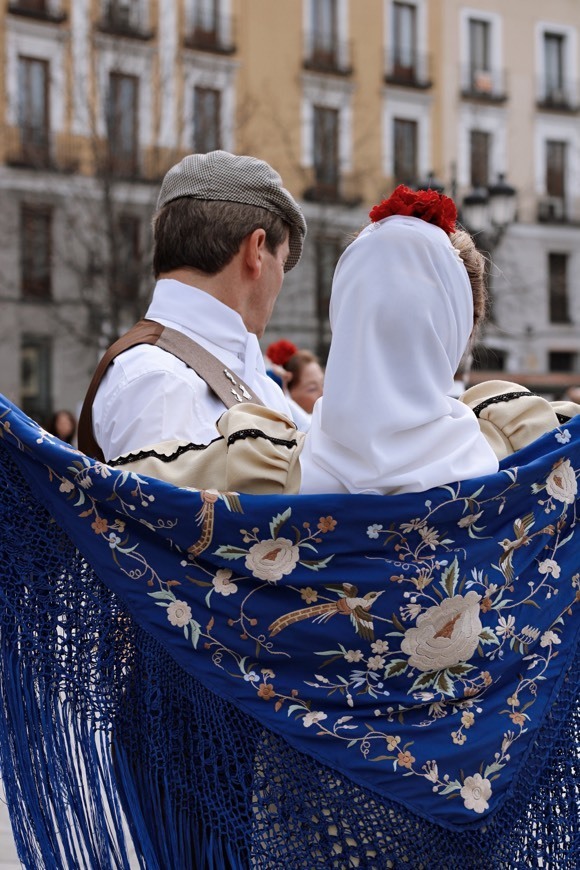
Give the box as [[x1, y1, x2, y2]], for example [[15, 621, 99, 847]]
[[183, 14, 236, 54], [303, 35, 352, 76], [98, 3, 154, 40], [536, 80, 579, 113], [3, 126, 80, 172], [460, 65, 507, 103], [384, 50, 432, 89], [7, 0, 66, 23]]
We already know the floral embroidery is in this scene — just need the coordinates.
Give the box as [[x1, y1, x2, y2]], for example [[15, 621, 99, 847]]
[[1, 399, 578, 821]]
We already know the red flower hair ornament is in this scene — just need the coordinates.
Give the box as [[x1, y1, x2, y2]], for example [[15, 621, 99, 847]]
[[266, 339, 298, 367], [369, 184, 457, 235]]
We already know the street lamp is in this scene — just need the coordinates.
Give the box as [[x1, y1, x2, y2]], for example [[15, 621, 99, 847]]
[[462, 173, 517, 248]]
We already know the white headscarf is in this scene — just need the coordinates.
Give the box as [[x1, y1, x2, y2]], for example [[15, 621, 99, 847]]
[[299, 215, 499, 494]]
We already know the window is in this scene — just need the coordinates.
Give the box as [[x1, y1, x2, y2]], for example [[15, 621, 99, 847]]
[[548, 253, 570, 323], [467, 17, 494, 93], [116, 214, 141, 301], [20, 336, 52, 424], [311, 0, 337, 61], [393, 2, 417, 80], [21, 205, 52, 300], [106, 1, 133, 29], [544, 33, 564, 99], [107, 73, 139, 176], [549, 351, 575, 372], [18, 56, 50, 166], [546, 140, 566, 198], [469, 18, 490, 72], [190, 0, 219, 46], [313, 106, 339, 197], [470, 130, 491, 188], [393, 118, 417, 184], [194, 86, 221, 153]]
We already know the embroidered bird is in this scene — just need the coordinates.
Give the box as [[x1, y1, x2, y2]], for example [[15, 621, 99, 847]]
[[268, 583, 384, 641], [187, 490, 242, 557], [498, 512, 535, 582]]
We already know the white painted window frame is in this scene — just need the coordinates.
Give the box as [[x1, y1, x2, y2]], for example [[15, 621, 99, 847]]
[[381, 90, 431, 181], [457, 104, 507, 189], [535, 21, 578, 105], [182, 56, 236, 153], [5, 23, 66, 131], [301, 75, 353, 173], [459, 7, 503, 93], [384, 0, 428, 74], [303, 0, 349, 70]]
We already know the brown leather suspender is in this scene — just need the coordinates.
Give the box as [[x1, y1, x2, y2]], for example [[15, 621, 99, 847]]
[[77, 319, 264, 461]]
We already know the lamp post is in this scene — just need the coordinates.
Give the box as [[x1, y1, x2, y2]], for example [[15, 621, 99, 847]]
[[461, 173, 517, 250], [460, 174, 517, 384]]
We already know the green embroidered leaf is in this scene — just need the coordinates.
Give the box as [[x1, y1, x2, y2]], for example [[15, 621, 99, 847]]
[[189, 619, 201, 649], [433, 670, 454, 696], [446, 663, 476, 676], [478, 627, 499, 646], [440, 557, 459, 597], [319, 655, 343, 669], [391, 612, 406, 633], [287, 704, 304, 716], [186, 577, 213, 587], [213, 545, 247, 560], [409, 671, 436, 693], [300, 556, 334, 571], [383, 659, 408, 678], [148, 590, 173, 600], [270, 508, 292, 539]]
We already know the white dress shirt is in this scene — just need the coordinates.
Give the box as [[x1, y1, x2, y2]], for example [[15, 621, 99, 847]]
[[93, 279, 293, 461]]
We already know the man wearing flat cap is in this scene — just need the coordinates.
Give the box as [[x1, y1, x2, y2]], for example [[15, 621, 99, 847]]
[[78, 151, 306, 473]]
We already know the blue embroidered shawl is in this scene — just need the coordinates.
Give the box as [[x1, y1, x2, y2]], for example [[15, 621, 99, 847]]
[[0, 393, 578, 868]]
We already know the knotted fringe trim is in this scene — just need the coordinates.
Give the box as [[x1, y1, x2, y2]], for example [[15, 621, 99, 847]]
[[0, 452, 578, 869]]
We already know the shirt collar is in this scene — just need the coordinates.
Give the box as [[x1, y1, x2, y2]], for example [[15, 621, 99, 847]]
[[146, 279, 251, 359]]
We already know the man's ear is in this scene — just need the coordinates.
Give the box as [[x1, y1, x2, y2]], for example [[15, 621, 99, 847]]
[[243, 228, 267, 278]]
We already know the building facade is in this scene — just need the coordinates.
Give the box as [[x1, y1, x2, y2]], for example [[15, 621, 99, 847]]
[[1, 0, 580, 427]]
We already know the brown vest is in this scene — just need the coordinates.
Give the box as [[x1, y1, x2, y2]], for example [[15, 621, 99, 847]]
[[77, 319, 263, 462]]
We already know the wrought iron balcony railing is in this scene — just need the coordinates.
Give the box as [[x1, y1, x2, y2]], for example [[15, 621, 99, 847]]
[[98, 3, 154, 40], [183, 13, 236, 54], [536, 79, 579, 113], [303, 35, 352, 76], [8, 0, 66, 23], [384, 49, 432, 89], [460, 65, 507, 103]]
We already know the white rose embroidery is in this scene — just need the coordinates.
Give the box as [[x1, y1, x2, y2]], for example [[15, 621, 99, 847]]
[[244, 537, 300, 582], [400, 592, 482, 672], [166, 600, 192, 628], [545, 459, 577, 504], [212, 569, 238, 596], [460, 773, 492, 814]]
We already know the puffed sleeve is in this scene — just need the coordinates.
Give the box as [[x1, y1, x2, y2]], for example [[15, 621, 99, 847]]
[[217, 404, 305, 495], [460, 380, 563, 460]]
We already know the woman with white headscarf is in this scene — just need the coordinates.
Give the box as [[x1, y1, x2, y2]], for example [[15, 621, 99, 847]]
[[299, 189, 500, 494]]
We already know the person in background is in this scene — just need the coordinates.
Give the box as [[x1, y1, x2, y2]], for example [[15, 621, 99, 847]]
[[47, 409, 77, 445], [266, 339, 324, 431]]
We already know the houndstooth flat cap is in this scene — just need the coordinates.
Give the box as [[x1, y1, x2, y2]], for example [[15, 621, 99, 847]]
[[157, 150, 306, 271]]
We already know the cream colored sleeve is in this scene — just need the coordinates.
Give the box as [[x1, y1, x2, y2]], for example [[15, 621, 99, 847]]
[[109, 438, 229, 491], [460, 380, 563, 461], [217, 403, 305, 495]]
